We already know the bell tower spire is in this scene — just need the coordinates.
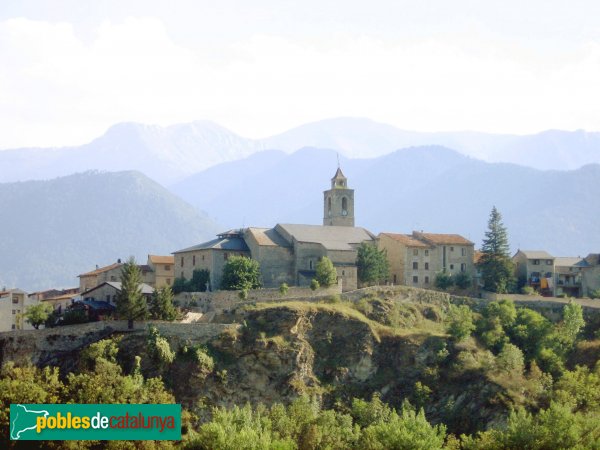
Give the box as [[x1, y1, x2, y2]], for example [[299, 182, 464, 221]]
[[323, 165, 354, 227]]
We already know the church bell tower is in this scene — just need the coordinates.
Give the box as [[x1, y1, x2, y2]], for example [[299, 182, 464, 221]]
[[323, 167, 355, 227]]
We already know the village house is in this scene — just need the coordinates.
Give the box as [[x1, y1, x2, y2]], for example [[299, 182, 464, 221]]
[[77, 255, 173, 292], [582, 254, 600, 297], [80, 281, 154, 306], [0, 288, 38, 331], [377, 231, 475, 288], [513, 250, 556, 295], [173, 168, 374, 292]]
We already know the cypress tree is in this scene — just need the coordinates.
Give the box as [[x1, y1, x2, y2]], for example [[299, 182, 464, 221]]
[[116, 257, 147, 329], [478, 207, 515, 293]]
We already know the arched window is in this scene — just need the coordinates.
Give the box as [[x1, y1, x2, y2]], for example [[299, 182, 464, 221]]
[[327, 197, 332, 216], [342, 197, 348, 216]]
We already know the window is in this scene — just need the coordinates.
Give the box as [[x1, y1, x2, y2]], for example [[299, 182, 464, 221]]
[[342, 270, 345, 276], [327, 197, 332, 216], [413, 249, 418, 256], [12, 296, 18, 304], [12, 310, 16, 315], [424, 262, 429, 270], [412, 276, 418, 283], [202, 255, 205, 261], [450, 264, 454, 270], [341, 197, 348, 215], [166, 278, 171, 285], [461, 263, 466, 272], [181, 271, 184, 279], [546, 260, 552, 265], [413, 262, 418, 270], [106, 295, 110, 302], [425, 276, 430, 284], [461, 248, 466, 256], [309, 260, 313, 270], [533, 259, 540, 265], [180, 257, 184, 267], [393, 274, 397, 284], [11, 324, 15, 330], [165, 265, 171, 271], [193, 255, 196, 266], [110, 276, 116, 281], [425, 250, 429, 256], [450, 246, 454, 252]]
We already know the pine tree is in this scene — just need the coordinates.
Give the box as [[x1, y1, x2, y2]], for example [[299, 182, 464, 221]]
[[478, 206, 516, 293], [149, 286, 177, 321], [116, 257, 147, 329]]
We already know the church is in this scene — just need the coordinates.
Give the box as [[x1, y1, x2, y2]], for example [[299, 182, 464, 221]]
[[173, 168, 375, 291]]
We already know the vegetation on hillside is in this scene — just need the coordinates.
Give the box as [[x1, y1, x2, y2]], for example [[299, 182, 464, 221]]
[[2, 290, 600, 449]]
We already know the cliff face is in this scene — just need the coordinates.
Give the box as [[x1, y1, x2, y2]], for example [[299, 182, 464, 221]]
[[0, 296, 540, 434]]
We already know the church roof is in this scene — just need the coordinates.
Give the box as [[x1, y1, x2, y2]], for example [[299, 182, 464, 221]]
[[276, 223, 374, 251], [173, 235, 249, 253], [246, 227, 291, 247], [331, 167, 346, 180]]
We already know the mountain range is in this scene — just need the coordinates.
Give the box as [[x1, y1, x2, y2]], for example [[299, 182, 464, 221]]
[[0, 171, 219, 291], [2, 118, 600, 185], [172, 146, 600, 258]]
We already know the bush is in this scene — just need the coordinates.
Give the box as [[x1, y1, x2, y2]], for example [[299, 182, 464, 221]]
[[589, 289, 600, 299], [310, 279, 320, 291], [521, 286, 536, 295], [454, 272, 472, 290], [446, 305, 475, 341], [435, 272, 454, 290], [315, 256, 338, 287], [279, 283, 289, 296]]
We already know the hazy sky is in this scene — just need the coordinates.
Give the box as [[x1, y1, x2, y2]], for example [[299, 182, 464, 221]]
[[2, 0, 600, 148]]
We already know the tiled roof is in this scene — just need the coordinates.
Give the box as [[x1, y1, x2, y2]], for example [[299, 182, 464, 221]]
[[246, 227, 291, 247], [380, 233, 431, 248], [81, 281, 154, 296], [43, 293, 78, 302], [173, 236, 250, 253], [78, 262, 122, 278], [276, 223, 374, 251], [517, 250, 554, 260], [555, 257, 588, 268], [148, 255, 174, 264], [413, 232, 473, 246]]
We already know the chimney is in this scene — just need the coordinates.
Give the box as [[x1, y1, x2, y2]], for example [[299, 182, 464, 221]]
[[95, 265, 99, 270], [117, 258, 122, 264]]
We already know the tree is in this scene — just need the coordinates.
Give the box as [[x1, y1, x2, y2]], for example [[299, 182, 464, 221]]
[[279, 283, 289, 296], [310, 279, 320, 291], [561, 301, 585, 345], [221, 256, 261, 291], [23, 302, 53, 329], [357, 243, 390, 286], [149, 286, 177, 321], [478, 206, 516, 293], [446, 304, 475, 341], [315, 256, 338, 288], [454, 271, 472, 290], [434, 272, 453, 290], [116, 256, 147, 329]]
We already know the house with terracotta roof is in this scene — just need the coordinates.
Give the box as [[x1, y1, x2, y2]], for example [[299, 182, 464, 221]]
[[77, 255, 173, 292], [513, 250, 556, 295], [377, 231, 475, 288]]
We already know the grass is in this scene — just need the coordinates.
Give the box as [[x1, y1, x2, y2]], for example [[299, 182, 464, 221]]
[[251, 300, 445, 342]]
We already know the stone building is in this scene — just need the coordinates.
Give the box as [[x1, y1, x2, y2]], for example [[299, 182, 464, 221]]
[[173, 169, 374, 291], [378, 231, 475, 288], [582, 254, 600, 297], [513, 250, 556, 295], [0, 288, 38, 331], [77, 255, 173, 292]]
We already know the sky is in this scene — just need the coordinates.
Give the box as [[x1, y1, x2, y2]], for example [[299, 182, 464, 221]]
[[2, 0, 600, 148]]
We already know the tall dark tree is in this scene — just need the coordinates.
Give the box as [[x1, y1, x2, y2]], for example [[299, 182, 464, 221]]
[[116, 257, 147, 329], [357, 243, 390, 286], [478, 206, 516, 293]]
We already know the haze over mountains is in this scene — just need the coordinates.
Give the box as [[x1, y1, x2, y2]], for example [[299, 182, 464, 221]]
[[0, 171, 219, 291], [2, 118, 600, 185]]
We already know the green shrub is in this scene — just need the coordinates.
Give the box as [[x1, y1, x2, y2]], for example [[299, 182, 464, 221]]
[[521, 286, 536, 295], [279, 283, 289, 296], [310, 279, 320, 291], [446, 305, 475, 341], [435, 272, 454, 290]]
